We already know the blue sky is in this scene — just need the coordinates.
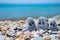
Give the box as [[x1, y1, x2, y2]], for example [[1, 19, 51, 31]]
[[0, 0, 60, 4]]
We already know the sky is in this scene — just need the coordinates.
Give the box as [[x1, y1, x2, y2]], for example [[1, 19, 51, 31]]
[[0, 0, 60, 4]]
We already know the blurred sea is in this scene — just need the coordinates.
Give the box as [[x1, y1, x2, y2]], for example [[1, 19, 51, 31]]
[[0, 4, 60, 19]]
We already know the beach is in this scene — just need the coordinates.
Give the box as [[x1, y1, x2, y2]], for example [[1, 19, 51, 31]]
[[0, 16, 60, 40]]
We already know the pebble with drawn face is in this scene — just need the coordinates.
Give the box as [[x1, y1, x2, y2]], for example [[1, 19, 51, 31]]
[[24, 17, 37, 32], [49, 20, 58, 31], [37, 16, 48, 30]]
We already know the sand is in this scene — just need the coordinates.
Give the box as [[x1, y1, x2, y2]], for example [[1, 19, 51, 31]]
[[0, 16, 60, 40]]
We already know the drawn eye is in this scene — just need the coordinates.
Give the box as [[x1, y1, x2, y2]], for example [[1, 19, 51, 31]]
[[53, 24, 55, 26], [50, 23, 52, 26], [39, 22, 41, 25], [42, 22, 44, 25], [32, 22, 34, 24], [29, 23, 32, 26]]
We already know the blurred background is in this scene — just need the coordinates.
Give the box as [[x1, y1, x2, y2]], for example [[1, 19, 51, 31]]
[[0, 0, 60, 19]]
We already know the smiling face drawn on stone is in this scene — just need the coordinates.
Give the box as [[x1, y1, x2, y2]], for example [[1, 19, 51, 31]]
[[50, 21, 56, 27], [27, 17, 36, 27], [37, 17, 48, 30], [28, 19, 35, 27], [49, 20, 58, 31], [26, 17, 36, 31], [38, 19, 45, 25]]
